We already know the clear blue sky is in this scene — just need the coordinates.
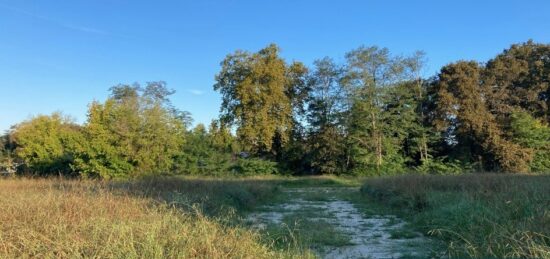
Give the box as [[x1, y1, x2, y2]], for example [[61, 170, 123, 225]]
[[1, 0, 549, 132]]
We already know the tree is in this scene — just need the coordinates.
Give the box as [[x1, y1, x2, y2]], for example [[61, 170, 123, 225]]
[[209, 120, 237, 153], [0, 133, 18, 175], [9, 113, 83, 175], [177, 122, 237, 175], [0, 134, 6, 160], [277, 61, 310, 165], [432, 61, 532, 172], [214, 44, 305, 155], [384, 81, 425, 166], [306, 57, 347, 174], [343, 46, 423, 175], [509, 110, 550, 172], [485, 41, 550, 123], [179, 124, 212, 174], [72, 82, 187, 178]]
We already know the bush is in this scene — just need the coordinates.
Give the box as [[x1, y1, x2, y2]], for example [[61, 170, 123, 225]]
[[9, 113, 83, 176], [230, 158, 279, 175], [415, 157, 471, 175]]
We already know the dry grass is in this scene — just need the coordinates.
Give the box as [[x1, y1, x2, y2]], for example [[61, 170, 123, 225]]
[[361, 174, 550, 258], [0, 178, 309, 258]]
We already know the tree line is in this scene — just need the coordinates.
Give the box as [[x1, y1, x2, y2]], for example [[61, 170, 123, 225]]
[[1, 40, 549, 178]]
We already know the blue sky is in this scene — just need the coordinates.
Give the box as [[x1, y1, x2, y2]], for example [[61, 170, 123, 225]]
[[1, 0, 549, 132]]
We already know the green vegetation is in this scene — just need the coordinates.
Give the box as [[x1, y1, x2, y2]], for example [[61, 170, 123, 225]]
[[8, 113, 81, 175], [73, 83, 189, 178], [1, 40, 549, 258], [2, 40, 549, 177], [361, 174, 550, 258], [509, 110, 550, 172]]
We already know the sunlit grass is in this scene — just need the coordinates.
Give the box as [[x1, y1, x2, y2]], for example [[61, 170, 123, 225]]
[[0, 178, 311, 258], [361, 174, 550, 258]]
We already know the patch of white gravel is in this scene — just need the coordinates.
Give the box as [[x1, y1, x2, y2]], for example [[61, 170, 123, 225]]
[[247, 187, 439, 259]]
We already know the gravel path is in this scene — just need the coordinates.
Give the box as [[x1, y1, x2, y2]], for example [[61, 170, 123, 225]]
[[247, 187, 440, 259]]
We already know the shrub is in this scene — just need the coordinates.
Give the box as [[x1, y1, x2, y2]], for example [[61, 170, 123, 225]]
[[415, 157, 471, 175], [231, 158, 279, 175], [9, 113, 83, 176]]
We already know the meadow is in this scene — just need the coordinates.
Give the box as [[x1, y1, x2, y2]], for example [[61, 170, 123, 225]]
[[2, 174, 547, 258], [361, 174, 550, 258], [0, 177, 315, 258]]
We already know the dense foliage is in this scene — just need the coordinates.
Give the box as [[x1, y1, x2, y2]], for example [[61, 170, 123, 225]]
[[3, 40, 549, 177]]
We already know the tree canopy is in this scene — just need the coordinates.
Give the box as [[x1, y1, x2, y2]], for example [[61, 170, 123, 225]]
[[4, 41, 550, 177]]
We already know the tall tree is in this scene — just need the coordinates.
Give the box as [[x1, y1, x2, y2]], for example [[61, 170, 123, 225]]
[[485, 41, 550, 122], [306, 57, 347, 174], [432, 61, 532, 172], [343, 46, 421, 175], [214, 44, 305, 155], [404, 51, 432, 163]]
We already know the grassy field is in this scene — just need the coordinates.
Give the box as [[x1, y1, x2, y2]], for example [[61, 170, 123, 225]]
[[2, 174, 548, 258], [0, 177, 315, 258], [361, 174, 550, 258]]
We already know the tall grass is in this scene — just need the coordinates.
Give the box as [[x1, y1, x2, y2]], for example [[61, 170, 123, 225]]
[[361, 174, 550, 258], [0, 178, 308, 258], [110, 176, 281, 216]]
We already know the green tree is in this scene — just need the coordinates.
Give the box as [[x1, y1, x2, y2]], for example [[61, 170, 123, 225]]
[[0, 133, 18, 174], [73, 82, 187, 178], [176, 121, 239, 175], [509, 110, 550, 172], [214, 44, 305, 155], [306, 57, 347, 174], [0, 134, 6, 160], [10, 113, 83, 175], [209, 120, 237, 153], [343, 46, 424, 175], [384, 81, 425, 166]]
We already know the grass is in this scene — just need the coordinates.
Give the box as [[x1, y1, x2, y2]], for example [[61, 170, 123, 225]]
[[361, 174, 550, 258], [111, 176, 281, 216], [275, 175, 363, 188], [0, 177, 312, 258], [259, 209, 352, 252], [389, 228, 420, 239], [264, 215, 353, 251]]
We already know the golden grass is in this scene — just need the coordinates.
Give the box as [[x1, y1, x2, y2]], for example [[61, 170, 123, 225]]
[[0, 178, 306, 258]]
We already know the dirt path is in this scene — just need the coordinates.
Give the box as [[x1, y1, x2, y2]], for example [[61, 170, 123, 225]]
[[247, 187, 440, 259]]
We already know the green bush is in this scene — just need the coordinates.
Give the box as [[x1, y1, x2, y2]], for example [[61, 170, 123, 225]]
[[415, 157, 471, 175], [230, 158, 279, 175], [510, 110, 550, 173], [10, 113, 83, 176]]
